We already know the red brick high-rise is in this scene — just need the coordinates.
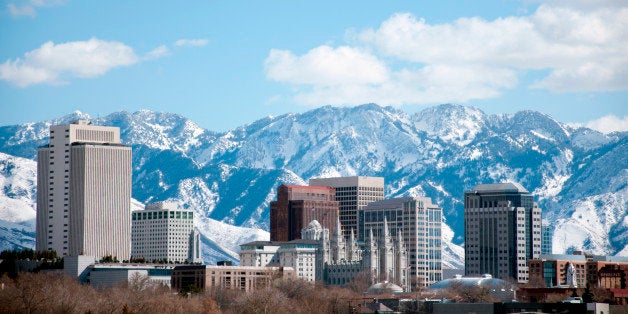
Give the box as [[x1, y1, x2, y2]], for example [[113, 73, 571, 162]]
[[270, 184, 339, 241]]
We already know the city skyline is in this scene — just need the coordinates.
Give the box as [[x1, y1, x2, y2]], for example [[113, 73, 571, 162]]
[[1, 1, 627, 132]]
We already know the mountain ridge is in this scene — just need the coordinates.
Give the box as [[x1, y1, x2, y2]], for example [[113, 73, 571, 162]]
[[0, 104, 626, 267]]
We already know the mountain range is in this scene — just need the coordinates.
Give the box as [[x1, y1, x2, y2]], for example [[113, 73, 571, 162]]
[[0, 104, 626, 267]]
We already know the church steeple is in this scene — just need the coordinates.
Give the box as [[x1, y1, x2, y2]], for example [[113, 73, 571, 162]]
[[331, 216, 346, 261]]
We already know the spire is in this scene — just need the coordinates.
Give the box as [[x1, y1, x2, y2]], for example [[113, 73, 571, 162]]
[[383, 216, 390, 241], [350, 228, 355, 243], [368, 227, 375, 245], [333, 216, 343, 238]]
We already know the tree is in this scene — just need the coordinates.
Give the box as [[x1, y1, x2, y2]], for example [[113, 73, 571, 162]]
[[99, 255, 119, 263], [345, 270, 374, 294]]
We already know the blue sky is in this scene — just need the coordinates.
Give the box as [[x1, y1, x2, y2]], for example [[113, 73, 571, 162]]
[[1, 0, 627, 132]]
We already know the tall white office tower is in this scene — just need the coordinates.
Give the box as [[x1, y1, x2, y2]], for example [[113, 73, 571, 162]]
[[36, 120, 131, 260], [309, 176, 384, 239], [362, 197, 442, 287]]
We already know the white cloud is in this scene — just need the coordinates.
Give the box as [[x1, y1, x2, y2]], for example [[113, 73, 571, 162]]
[[145, 45, 171, 60], [265, 2, 628, 106], [0, 38, 138, 87], [7, 3, 36, 16], [359, 6, 628, 92], [585, 115, 628, 134], [265, 46, 388, 86], [7, 0, 64, 17], [290, 64, 517, 107], [174, 38, 209, 47]]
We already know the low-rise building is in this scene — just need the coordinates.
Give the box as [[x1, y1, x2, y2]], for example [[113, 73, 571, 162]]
[[239, 239, 317, 282], [171, 265, 296, 292], [528, 252, 628, 289], [89, 264, 173, 288]]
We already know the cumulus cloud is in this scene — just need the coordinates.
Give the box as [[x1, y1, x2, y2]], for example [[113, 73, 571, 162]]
[[265, 2, 628, 106], [265, 46, 388, 86], [7, 0, 64, 17], [174, 38, 209, 47], [585, 115, 628, 134], [0, 38, 138, 87]]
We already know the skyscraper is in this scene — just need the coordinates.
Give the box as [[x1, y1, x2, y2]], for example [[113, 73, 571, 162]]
[[541, 220, 553, 255], [309, 176, 384, 238], [361, 197, 442, 287], [36, 120, 131, 260], [464, 182, 542, 283], [269, 184, 339, 241]]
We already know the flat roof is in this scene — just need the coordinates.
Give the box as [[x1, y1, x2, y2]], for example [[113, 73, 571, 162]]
[[470, 182, 529, 194]]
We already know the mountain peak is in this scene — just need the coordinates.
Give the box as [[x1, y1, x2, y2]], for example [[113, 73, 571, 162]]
[[413, 104, 487, 146]]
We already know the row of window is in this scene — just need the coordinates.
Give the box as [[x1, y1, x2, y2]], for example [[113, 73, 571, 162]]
[[132, 211, 193, 220]]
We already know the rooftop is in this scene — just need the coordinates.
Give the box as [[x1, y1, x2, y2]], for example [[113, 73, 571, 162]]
[[364, 197, 436, 209], [430, 274, 515, 290], [470, 182, 530, 194], [283, 184, 334, 191]]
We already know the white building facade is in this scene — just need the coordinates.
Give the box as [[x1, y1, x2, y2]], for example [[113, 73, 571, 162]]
[[239, 239, 318, 282], [238, 241, 281, 267], [36, 120, 131, 260], [131, 202, 202, 263], [362, 197, 443, 287]]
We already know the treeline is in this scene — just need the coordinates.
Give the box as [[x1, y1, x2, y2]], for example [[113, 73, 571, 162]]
[[0, 272, 220, 314], [0, 249, 63, 278], [0, 271, 373, 314], [0, 248, 58, 260]]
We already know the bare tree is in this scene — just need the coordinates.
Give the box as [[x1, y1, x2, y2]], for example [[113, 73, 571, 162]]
[[345, 270, 374, 294]]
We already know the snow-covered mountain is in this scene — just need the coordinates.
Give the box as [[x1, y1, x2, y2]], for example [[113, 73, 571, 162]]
[[0, 104, 626, 267]]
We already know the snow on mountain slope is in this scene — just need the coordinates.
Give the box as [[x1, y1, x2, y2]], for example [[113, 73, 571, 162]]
[[0, 219, 35, 251], [99, 110, 213, 153], [553, 188, 627, 255], [0, 152, 36, 223], [412, 104, 487, 146], [0, 104, 626, 267]]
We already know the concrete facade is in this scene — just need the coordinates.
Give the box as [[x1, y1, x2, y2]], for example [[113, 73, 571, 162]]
[[37, 120, 131, 260], [362, 197, 442, 286], [239, 239, 318, 282], [131, 202, 202, 263], [464, 182, 542, 283]]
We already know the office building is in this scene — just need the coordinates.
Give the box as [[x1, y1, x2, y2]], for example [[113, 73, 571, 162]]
[[171, 265, 296, 292], [541, 220, 553, 255], [36, 120, 131, 260], [362, 197, 442, 286], [528, 252, 628, 289], [270, 184, 339, 241], [309, 176, 384, 238], [131, 202, 203, 263], [239, 239, 318, 282], [464, 182, 542, 283]]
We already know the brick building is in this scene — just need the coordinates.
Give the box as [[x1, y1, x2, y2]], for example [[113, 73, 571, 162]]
[[270, 184, 339, 241]]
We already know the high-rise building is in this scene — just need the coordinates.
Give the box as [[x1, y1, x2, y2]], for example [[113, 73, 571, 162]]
[[309, 176, 384, 238], [464, 182, 542, 283], [361, 197, 442, 286], [131, 202, 203, 263], [36, 120, 131, 260], [269, 184, 339, 242], [541, 220, 553, 255]]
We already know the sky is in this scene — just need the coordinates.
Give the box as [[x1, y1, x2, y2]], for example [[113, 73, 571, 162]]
[[0, 0, 627, 133]]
